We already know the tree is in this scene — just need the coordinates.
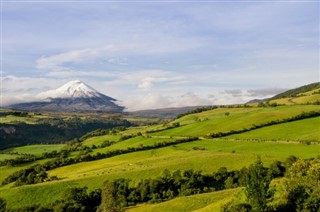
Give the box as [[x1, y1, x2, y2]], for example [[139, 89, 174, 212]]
[[98, 180, 125, 212], [284, 159, 320, 211], [244, 158, 273, 212], [0, 198, 6, 212]]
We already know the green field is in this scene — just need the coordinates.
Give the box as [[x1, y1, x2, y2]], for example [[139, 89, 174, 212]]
[[91, 136, 176, 154], [226, 117, 320, 142], [1, 138, 319, 209], [128, 188, 242, 212], [3, 144, 65, 156], [0, 154, 20, 161], [82, 134, 121, 147], [153, 105, 320, 137]]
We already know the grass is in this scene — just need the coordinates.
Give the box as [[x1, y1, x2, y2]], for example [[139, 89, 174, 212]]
[[3, 144, 65, 156], [1, 104, 319, 209], [82, 134, 121, 147], [91, 136, 176, 154], [0, 154, 20, 161], [127, 188, 241, 212], [153, 105, 320, 137], [1, 138, 318, 209], [226, 117, 320, 142]]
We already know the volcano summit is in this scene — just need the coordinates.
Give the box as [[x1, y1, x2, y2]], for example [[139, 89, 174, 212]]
[[9, 80, 124, 112]]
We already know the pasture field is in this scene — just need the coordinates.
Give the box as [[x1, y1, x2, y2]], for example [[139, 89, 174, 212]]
[[0, 154, 20, 161], [91, 136, 176, 154], [1, 138, 318, 209], [3, 144, 65, 156], [127, 188, 242, 212], [0, 115, 39, 124], [226, 117, 320, 142], [82, 134, 121, 147], [153, 105, 320, 137]]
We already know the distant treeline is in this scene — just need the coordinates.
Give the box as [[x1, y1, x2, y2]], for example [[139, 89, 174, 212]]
[[0, 117, 131, 149]]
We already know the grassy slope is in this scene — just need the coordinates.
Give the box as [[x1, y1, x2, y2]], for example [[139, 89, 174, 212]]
[[0, 154, 20, 161], [92, 136, 176, 154], [1, 139, 319, 209], [3, 144, 65, 156], [153, 105, 320, 137], [270, 87, 320, 105], [1, 104, 319, 209], [82, 135, 121, 147], [226, 117, 320, 142], [127, 188, 241, 212]]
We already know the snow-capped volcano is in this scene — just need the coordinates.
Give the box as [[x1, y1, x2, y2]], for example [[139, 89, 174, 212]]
[[9, 80, 124, 112], [37, 80, 111, 99]]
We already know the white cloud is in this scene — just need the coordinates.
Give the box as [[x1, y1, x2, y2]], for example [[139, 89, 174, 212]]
[[121, 92, 214, 111], [36, 45, 115, 71]]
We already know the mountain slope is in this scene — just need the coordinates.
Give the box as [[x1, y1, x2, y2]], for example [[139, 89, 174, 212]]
[[9, 80, 124, 112], [270, 82, 320, 100]]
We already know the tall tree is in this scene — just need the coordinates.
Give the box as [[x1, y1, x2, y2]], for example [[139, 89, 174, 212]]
[[285, 159, 320, 211], [98, 180, 125, 212], [245, 157, 273, 212]]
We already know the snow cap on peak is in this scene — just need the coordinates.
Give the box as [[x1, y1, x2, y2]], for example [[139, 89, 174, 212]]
[[37, 80, 104, 99]]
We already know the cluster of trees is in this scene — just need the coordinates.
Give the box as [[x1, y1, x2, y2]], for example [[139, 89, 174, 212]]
[[223, 157, 320, 212], [2, 164, 56, 186], [210, 110, 320, 138]]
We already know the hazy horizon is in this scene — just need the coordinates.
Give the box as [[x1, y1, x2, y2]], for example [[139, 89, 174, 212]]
[[2, 1, 319, 110]]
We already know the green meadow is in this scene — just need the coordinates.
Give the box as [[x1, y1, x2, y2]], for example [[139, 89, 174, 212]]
[[153, 105, 320, 137], [3, 144, 65, 156], [127, 188, 242, 212], [227, 117, 320, 142], [1, 138, 319, 209]]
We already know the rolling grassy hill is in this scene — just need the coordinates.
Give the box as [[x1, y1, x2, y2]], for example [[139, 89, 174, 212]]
[[152, 105, 320, 137], [226, 117, 320, 142], [0, 83, 319, 211]]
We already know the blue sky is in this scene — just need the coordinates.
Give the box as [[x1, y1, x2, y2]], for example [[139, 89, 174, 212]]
[[1, 1, 319, 110]]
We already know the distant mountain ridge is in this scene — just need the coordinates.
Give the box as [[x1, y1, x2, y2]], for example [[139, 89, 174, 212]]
[[9, 80, 124, 112]]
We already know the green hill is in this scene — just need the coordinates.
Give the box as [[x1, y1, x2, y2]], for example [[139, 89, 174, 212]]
[[0, 85, 319, 211], [271, 82, 320, 100]]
